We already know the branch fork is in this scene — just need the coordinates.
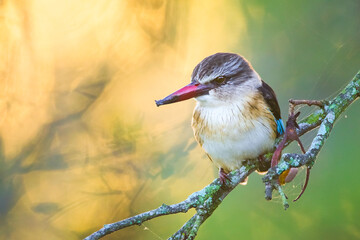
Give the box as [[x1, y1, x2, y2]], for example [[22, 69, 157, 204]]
[[266, 99, 325, 208]]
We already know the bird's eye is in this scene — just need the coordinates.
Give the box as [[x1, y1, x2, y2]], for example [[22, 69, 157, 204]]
[[214, 77, 226, 85]]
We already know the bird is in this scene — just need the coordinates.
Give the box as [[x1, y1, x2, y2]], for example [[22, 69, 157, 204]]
[[155, 53, 285, 184]]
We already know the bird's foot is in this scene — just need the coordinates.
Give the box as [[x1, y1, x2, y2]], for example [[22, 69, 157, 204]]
[[219, 168, 231, 185], [257, 154, 271, 173]]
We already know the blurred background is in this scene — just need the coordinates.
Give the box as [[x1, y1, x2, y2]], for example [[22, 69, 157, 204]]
[[0, 0, 359, 239]]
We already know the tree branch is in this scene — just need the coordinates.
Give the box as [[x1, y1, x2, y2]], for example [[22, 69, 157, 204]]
[[85, 165, 256, 240], [263, 70, 360, 204], [84, 70, 360, 240]]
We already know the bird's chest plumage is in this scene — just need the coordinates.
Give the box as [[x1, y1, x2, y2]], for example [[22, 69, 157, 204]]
[[191, 94, 277, 172]]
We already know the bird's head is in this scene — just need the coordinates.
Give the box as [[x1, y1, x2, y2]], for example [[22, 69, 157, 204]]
[[155, 53, 261, 107]]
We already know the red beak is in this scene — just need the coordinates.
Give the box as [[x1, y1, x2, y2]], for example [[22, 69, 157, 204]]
[[155, 82, 212, 106]]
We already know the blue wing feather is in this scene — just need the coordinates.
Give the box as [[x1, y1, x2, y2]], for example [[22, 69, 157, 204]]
[[276, 119, 285, 135], [267, 108, 285, 135]]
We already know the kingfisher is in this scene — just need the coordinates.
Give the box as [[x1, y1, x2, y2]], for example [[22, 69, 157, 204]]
[[155, 53, 285, 184]]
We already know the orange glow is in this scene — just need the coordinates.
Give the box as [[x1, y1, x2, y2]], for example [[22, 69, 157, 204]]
[[0, 0, 247, 238]]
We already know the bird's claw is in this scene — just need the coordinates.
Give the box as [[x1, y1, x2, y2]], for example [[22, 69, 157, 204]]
[[219, 168, 231, 185]]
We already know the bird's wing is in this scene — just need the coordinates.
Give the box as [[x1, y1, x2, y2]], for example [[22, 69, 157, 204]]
[[258, 80, 285, 135]]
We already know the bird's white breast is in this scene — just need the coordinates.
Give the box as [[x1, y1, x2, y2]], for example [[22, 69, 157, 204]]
[[191, 92, 276, 173]]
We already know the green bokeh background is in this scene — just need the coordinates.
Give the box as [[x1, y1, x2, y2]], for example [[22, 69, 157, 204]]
[[0, 0, 359, 239]]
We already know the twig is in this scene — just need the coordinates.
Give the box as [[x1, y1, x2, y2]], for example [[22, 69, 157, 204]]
[[275, 184, 289, 210], [293, 167, 310, 202], [289, 99, 325, 106]]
